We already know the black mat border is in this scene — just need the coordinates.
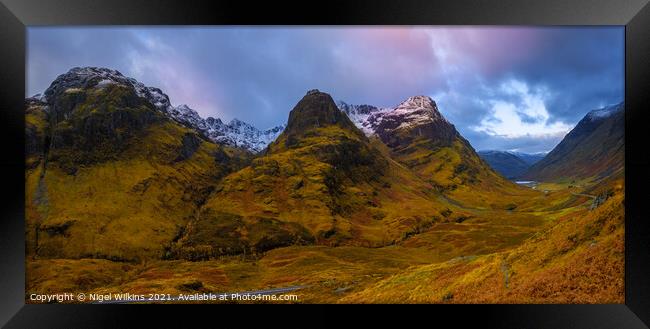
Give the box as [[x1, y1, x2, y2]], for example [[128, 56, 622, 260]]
[[0, 0, 649, 328]]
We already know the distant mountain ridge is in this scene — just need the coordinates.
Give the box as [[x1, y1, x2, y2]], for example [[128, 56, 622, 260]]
[[510, 151, 547, 166], [477, 150, 545, 180]]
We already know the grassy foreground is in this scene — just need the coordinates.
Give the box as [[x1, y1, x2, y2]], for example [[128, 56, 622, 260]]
[[27, 177, 623, 304]]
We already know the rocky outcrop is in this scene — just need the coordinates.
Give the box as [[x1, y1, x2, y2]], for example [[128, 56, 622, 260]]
[[174, 132, 202, 162], [369, 96, 458, 149]]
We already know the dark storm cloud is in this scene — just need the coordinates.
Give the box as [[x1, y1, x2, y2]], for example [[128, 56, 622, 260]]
[[27, 26, 624, 152]]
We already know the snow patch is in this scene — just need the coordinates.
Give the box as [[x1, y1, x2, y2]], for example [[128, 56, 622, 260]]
[[587, 102, 624, 121]]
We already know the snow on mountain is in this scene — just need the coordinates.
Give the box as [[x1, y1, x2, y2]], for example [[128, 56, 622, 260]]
[[39, 67, 284, 153], [338, 95, 449, 136], [211, 118, 286, 153], [168, 104, 209, 131], [378, 95, 448, 130], [164, 105, 285, 153], [587, 102, 624, 121], [336, 101, 390, 135]]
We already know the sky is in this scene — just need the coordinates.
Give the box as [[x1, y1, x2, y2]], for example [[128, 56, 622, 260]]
[[27, 26, 624, 153]]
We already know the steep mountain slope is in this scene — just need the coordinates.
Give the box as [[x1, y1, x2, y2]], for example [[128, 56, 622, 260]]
[[25, 67, 249, 261], [478, 150, 532, 179], [342, 96, 534, 208], [523, 102, 624, 182], [172, 90, 468, 258]]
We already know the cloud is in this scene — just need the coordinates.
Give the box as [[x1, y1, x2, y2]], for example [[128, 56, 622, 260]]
[[471, 79, 572, 139], [27, 26, 624, 152]]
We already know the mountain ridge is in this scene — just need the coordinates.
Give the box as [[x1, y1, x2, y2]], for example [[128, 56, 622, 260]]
[[477, 150, 545, 180], [522, 102, 624, 182], [33, 67, 285, 153]]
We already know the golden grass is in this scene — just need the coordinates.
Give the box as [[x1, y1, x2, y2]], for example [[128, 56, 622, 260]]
[[26, 121, 231, 261], [340, 179, 624, 304]]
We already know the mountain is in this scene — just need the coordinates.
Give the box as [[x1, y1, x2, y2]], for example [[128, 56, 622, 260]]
[[338, 96, 532, 208], [522, 102, 624, 182], [169, 104, 285, 153], [477, 150, 531, 179], [477, 150, 546, 179], [25, 67, 253, 261], [34, 67, 284, 153], [170, 90, 469, 259], [511, 151, 546, 166], [336, 101, 390, 135]]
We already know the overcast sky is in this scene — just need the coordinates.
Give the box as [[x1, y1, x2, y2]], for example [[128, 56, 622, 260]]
[[27, 26, 624, 153]]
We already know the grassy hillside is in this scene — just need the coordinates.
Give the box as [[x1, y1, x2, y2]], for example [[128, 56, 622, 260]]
[[387, 134, 537, 210], [25, 84, 246, 261], [172, 91, 472, 257], [523, 103, 624, 182], [341, 177, 624, 303]]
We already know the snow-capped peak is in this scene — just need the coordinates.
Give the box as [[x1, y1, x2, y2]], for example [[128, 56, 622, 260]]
[[337, 95, 450, 136], [393, 95, 444, 120], [376, 95, 448, 131], [166, 105, 285, 153], [587, 102, 624, 121], [37, 67, 285, 153], [209, 119, 286, 153], [43, 66, 175, 115]]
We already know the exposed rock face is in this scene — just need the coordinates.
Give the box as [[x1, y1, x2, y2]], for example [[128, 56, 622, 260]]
[[337, 96, 458, 148], [38, 67, 285, 153], [174, 133, 202, 162], [283, 90, 361, 141], [25, 97, 49, 167], [43, 67, 170, 121], [369, 96, 458, 149]]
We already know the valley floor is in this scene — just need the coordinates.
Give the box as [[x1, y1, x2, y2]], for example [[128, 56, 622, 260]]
[[26, 178, 624, 304]]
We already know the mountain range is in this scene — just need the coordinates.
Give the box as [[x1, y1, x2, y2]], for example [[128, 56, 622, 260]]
[[26, 67, 529, 260], [30, 67, 285, 153], [478, 150, 546, 180], [25, 67, 625, 303]]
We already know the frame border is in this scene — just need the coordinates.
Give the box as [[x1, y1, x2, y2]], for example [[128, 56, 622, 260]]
[[1, 0, 649, 327]]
